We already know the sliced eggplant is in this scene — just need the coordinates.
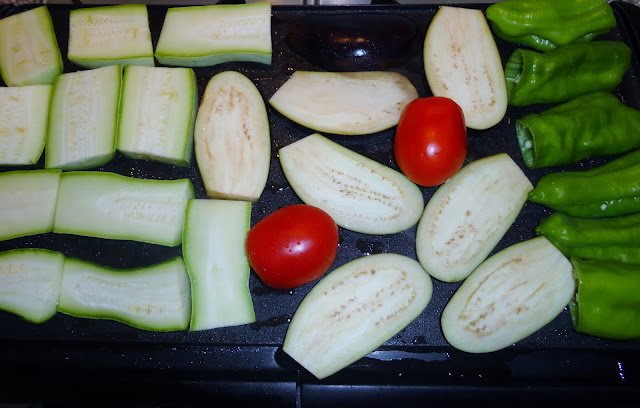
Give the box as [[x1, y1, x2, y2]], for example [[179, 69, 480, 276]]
[[441, 236, 575, 353], [416, 153, 533, 282], [269, 71, 418, 136], [279, 133, 424, 235], [424, 6, 507, 130], [194, 71, 270, 202], [285, 13, 420, 71], [283, 253, 432, 380]]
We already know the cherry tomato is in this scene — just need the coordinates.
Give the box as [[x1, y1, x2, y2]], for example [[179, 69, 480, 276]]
[[394, 96, 467, 187], [246, 204, 339, 289]]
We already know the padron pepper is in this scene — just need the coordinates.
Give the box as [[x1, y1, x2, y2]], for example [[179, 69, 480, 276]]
[[528, 148, 640, 218], [570, 257, 640, 340], [536, 212, 640, 263], [486, 0, 617, 51], [517, 92, 640, 169], [505, 41, 631, 106]]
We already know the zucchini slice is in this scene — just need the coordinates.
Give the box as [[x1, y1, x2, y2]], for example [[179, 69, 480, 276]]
[[0, 85, 52, 165], [279, 133, 424, 235], [0, 169, 61, 241], [424, 6, 507, 130], [46, 65, 121, 170], [416, 153, 532, 282], [269, 71, 418, 136], [67, 5, 154, 69], [194, 71, 270, 201], [58, 256, 191, 332], [0, 248, 64, 324], [0, 6, 63, 86], [53, 171, 194, 247], [441, 236, 575, 353], [183, 199, 255, 331], [155, 2, 272, 67], [117, 65, 197, 167], [283, 253, 432, 380]]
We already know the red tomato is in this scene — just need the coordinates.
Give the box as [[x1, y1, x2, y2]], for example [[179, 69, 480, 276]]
[[394, 97, 467, 187], [246, 204, 339, 289]]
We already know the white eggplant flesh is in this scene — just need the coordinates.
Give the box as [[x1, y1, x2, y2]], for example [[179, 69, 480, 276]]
[[67, 4, 154, 69], [416, 153, 532, 282], [441, 236, 575, 353], [0, 6, 63, 86], [279, 133, 424, 235], [283, 253, 432, 379], [0, 85, 52, 165], [269, 71, 418, 135], [194, 70, 270, 202], [155, 2, 272, 67], [0, 248, 64, 324], [424, 6, 507, 130]]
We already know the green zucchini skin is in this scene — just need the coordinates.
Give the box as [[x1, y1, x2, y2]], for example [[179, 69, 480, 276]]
[[0, 248, 64, 324], [182, 199, 255, 331], [0, 169, 61, 241], [154, 2, 272, 67], [53, 171, 194, 246], [0, 6, 63, 86], [58, 256, 191, 332]]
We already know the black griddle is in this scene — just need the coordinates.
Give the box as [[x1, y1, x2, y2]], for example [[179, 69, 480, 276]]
[[1, 1, 639, 406]]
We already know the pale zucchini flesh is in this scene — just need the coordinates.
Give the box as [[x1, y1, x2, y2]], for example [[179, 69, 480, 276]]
[[269, 71, 418, 135], [0, 248, 64, 324], [194, 70, 270, 201], [0, 169, 61, 241], [57, 256, 191, 332], [155, 2, 272, 67], [0, 85, 52, 165], [279, 133, 424, 235], [416, 153, 533, 282], [67, 4, 154, 69], [0, 6, 63, 86], [46, 65, 121, 170], [117, 65, 197, 167], [424, 6, 508, 130], [283, 253, 432, 380], [441, 236, 575, 353], [182, 199, 255, 331], [53, 171, 194, 246]]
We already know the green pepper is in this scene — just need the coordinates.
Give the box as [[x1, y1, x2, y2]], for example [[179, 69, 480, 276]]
[[486, 0, 617, 51], [528, 149, 640, 218], [536, 212, 640, 263], [570, 257, 640, 340], [505, 41, 631, 106], [516, 92, 640, 169]]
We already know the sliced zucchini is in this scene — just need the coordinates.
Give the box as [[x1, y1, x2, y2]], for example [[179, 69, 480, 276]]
[[117, 65, 197, 167], [155, 2, 272, 67], [194, 71, 270, 201], [53, 171, 194, 247], [279, 133, 424, 235], [0, 248, 64, 324], [0, 6, 63, 86], [416, 153, 532, 283], [424, 6, 508, 130], [46, 65, 121, 170], [58, 256, 191, 332], [67, 5, 154, 69], [0, 169, 61, 241], [441, 236, 575, 353], [283, 253, 432, 380], [269, 71, 418, 135], [0, 85, 52, 165], [183, 199, 255, 331]]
